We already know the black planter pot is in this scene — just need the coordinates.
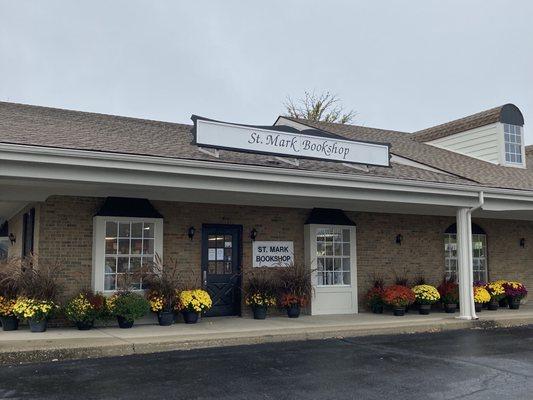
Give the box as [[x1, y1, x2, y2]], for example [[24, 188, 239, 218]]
[[488, 299, 499, 311], [158, 311, 175, 326], [76, 320, 94, 330], [444, 303, 457, 314], [393, 307, 405, 316], [371, 304, 384, 314], [474, 303, 483, 313], [509, 298, 521, 310], [29, 319, 47, 333], [182, 311, 199, 324], [252, 306, 267, 320], [418, 304, 431, 315], [0, 316, 19, 331], [286, 305, 301, 318], [117, 316, 134, 329], [499, 297, 509, 308]]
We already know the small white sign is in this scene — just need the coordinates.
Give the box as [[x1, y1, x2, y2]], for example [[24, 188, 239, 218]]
[[253, 241, 294, 268], [194, 118, 390, 167]]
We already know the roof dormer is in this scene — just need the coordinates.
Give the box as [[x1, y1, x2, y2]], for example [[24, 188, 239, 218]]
[[412, 104, 526, 168]]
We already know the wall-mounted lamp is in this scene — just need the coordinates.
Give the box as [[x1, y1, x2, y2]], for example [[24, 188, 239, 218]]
[[250, 228, 258, 241], [8, 233, 16, 245], [395, 234, 403, 245], [520, 238, 525, 248], [187, 226, 196, 241]]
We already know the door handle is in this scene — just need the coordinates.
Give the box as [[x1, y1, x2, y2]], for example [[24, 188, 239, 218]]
[[203, 270, 207, 286]]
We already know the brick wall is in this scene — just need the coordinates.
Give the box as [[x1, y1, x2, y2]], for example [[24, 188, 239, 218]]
[[24, 195, 533, 310]]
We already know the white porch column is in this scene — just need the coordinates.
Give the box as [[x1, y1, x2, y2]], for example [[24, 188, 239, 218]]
[[456, 207, 478, 320]]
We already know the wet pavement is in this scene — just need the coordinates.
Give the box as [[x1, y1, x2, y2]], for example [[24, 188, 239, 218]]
[[0, 325, 532, 399]]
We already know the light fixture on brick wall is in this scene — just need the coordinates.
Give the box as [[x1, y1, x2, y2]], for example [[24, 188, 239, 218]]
[[187, 226, 196, 241], [395, 234, 403, 245], [250, 228, 258, 241], [8, 233, 16, 245], [520, 238, 525, 248]]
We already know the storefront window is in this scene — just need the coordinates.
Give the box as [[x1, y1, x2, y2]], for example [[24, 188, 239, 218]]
[[316, 227, 351, 286]]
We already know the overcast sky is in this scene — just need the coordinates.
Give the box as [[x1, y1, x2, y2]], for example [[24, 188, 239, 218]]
[[1, 1, 532, 141]]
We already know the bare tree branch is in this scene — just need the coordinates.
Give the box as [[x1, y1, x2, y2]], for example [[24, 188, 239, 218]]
[[283, 91, 356, 124]]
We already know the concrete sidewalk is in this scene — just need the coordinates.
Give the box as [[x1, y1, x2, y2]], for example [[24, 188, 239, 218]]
[[1, 306, 532, 364]]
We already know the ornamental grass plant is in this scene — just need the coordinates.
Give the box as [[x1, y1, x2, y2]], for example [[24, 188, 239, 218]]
[[244, 268, 278, 309], [275, 264, 312, 309], [142, 256, 183, 313]]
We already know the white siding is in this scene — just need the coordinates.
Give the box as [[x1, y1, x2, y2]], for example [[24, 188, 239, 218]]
[[427, 122, 500, 164]]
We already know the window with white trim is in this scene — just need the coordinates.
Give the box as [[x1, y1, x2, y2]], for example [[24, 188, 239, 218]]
[[504, 123, 523, 164], [316, 227, 351, 286], [93, 217, 163, 292], [444, 224, 487, 283]]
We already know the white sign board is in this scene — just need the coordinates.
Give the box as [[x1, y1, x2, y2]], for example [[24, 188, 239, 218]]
[[253, 241, 294, 268], [195, 118, 390, 167]]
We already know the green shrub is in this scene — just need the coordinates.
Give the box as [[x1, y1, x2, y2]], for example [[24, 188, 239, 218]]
[[107, 292, 150, 322]]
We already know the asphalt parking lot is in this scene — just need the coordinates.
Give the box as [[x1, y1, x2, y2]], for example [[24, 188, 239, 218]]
[[0, 325, 532, 400]]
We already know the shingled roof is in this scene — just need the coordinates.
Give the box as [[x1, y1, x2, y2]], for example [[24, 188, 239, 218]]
[[410, 104, 524, 142], [0, 101, 531, 192]]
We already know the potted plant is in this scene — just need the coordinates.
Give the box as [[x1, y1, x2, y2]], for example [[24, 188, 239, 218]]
[[107, 291, 150, 328], [382, 285, 415, 316], [0, 296, 19, 331], [412, 284, 440, 315], [244, 269, 277, 320], [473, 285, 491, 312], [64, 291, 106, 330], [12, 297, 58, 332], [276, 264, 312, 318], [176, 289, 212, 324], [486, 281, 506, 310], [438, 279, 459, 313], [366, 286, 385, 314], [503, 281, 528, 309], [142, 257, 183, 326]]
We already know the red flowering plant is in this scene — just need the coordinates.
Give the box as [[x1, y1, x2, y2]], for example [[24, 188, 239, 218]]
[[437, 279, 459, 304], [382, 285, 415, 308], [503, 281, 528, 301], [279, 293, 307, 308]]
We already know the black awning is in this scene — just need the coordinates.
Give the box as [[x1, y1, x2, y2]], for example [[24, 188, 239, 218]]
[[95, 197, 163, 218], [445, 223, 485, 235], [305, 208, 356, 226]]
